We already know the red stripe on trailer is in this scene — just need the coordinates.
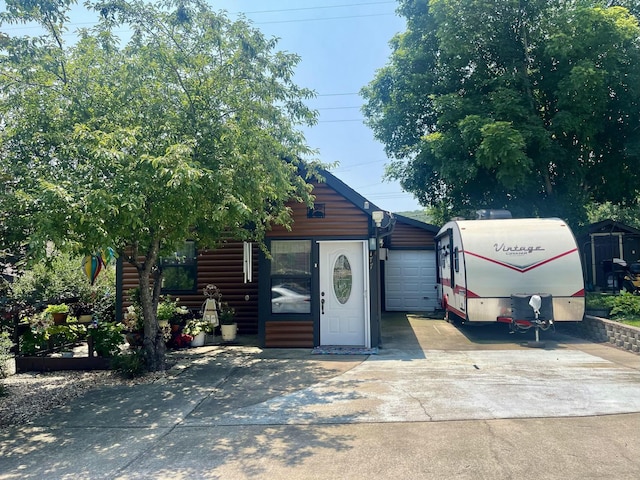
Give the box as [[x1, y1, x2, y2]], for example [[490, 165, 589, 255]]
[[572, 289, 585, 297], [447, 305, 466, 319], [464, 248, 578, 273]]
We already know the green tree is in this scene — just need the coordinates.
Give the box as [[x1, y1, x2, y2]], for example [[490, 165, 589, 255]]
[[0, 0, 320, 370], [362, 0, 640, 226]]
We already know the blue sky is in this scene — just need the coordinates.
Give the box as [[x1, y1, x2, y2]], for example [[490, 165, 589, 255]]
[[1, 0, 423, 213]]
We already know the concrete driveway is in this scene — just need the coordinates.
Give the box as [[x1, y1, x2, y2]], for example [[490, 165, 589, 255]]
[[2, 313, 640, 479]]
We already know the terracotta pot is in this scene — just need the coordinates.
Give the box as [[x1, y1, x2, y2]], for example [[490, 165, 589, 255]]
[[52, 313, 68, 325]]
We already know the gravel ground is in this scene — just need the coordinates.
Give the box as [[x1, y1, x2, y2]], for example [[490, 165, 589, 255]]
[[0, 368, 166, 428]]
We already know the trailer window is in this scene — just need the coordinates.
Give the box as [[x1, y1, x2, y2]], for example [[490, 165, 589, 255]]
[[454, 247, 459, 273]]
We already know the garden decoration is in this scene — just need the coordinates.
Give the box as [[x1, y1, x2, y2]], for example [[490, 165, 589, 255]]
[[82, 254, 102, 285], [81, 248, 118, 285]]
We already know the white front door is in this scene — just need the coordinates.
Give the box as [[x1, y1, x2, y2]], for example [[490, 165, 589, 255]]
[[319, 241, 370, 347]]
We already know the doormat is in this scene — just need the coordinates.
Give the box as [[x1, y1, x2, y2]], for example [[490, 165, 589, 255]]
[[311, 346, 378, 355]]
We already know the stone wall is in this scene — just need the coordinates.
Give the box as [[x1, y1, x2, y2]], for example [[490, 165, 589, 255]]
[[576, 315, 640, 354]]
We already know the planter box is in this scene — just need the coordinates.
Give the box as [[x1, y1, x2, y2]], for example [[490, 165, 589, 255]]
[[15, 356, 111, 373]]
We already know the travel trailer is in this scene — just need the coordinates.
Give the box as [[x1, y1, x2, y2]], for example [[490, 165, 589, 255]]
[[435, 214, 585, 331]]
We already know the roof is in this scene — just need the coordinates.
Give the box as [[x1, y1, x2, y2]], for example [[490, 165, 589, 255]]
[[583, 219, 640, 236], [393, 213, 440, 233]]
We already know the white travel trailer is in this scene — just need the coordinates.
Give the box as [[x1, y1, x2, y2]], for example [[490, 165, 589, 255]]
[[436, 216, 585, 329]]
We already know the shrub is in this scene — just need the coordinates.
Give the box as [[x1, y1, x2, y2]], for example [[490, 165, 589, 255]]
[[111, 350, 146, 379], [608, 292, 640, 319], [585, 292, 616, 311], [0, 332, 13, 379], [88, 322, 124, 357]]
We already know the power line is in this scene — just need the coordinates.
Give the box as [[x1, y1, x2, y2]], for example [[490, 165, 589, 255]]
[[316, 92, 360, 96], [317, 106, 361, 110], [239, 1, 396, 15], [253, 12, 394, 25], [317, 119, 364, 123]]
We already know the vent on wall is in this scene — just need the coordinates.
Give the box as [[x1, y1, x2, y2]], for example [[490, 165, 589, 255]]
[[307, 204, 326, 218]]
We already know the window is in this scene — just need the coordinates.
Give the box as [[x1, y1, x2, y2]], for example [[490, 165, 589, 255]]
[[270, 240, 311, 314], [161, 241, 197, 293], [453, 247, 459, 273]]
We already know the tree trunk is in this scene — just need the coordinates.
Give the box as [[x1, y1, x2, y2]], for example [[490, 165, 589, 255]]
[[136, 239, 166, 372]]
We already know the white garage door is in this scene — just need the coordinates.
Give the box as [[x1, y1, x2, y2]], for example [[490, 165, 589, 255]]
[[385, 250, 437, 312]]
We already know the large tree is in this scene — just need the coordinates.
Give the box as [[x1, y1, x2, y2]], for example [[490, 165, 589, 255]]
[[362, 0, 640, 225], [0, 0, 320, 370]]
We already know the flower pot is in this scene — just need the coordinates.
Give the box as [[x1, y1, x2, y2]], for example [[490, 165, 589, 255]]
[[125, 332, 144, 347], [221, 323, 237, 342], [190, 331, 205, 347], [52, 313, 68, 325], [78, 314, 93, 324]]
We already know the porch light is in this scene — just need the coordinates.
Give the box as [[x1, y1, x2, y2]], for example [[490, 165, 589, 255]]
[[372, 210, 384, 227]]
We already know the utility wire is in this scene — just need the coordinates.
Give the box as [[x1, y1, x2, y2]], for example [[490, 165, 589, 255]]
[[239, 1, 396, 15]]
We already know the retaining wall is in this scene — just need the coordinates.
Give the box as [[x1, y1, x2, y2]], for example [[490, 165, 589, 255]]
[[576, 315, 640, 354]]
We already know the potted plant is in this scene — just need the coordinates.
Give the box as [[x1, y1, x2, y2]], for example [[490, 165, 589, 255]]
[[157, 296, 180, 327], [121, 304, 144, 347], [219, 303, 237, 342], [183, 318, 214, 347], [88, 322, 124, 357], [44, 303, 70, 325], [72, 302, 94, 323]]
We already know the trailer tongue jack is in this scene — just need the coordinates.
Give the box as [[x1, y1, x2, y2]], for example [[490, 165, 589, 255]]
[[505, 294, 554, 348]]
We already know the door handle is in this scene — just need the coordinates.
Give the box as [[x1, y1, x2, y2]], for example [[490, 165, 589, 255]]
[[321, 298, 325, 314]]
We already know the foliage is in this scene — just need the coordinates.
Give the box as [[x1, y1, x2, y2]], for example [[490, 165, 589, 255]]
[[110, 350, 146, 379], [0, 332, 13, 380], [608, 292, 640, 320], [362, 0, 640, 226], [19, 318, 86, 355], [9, 252, 116, 305], [156, 296, 188, 323], [44, 303, 69, 315], [183, 318, 214, 336], [0, 0, 322, 371], [219, 303, 235, 325], [585, 202, 640, 230], [122, 305, 143, 333], [88, 322, 124, 357], [585, 292, 615, 311]]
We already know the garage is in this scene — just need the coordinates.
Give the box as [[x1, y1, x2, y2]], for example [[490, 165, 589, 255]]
[[384, 249, 438, 312]]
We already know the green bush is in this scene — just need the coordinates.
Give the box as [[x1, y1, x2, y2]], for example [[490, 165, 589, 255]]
[[0, 331, 13, 379], [19, 319, 86, 355], [111, 350, 146, 379], [88, 322, 124, 357], [10, 252, 116, 306], [608, 292, 640, 319], [585, 292, 616, 310]]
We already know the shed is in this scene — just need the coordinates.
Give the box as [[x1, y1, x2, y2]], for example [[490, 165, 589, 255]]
[[577, 219, 640, 290]]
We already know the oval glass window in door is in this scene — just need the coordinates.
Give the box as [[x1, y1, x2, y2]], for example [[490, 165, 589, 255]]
[[333, 254, 352, 304]]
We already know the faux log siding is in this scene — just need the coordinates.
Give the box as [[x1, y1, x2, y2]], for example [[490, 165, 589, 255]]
[[268, 182, 370, 238], [120, 241, 259, 335], [265, 321, 314, 347], [387, 221, 436, 249]]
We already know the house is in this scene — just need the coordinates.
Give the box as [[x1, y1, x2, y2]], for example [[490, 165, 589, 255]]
[[577, 219, 640, 290], [116, 170, 439, 348]]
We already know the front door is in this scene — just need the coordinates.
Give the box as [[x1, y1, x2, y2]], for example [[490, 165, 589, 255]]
[[318, 241, 369, 347]]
